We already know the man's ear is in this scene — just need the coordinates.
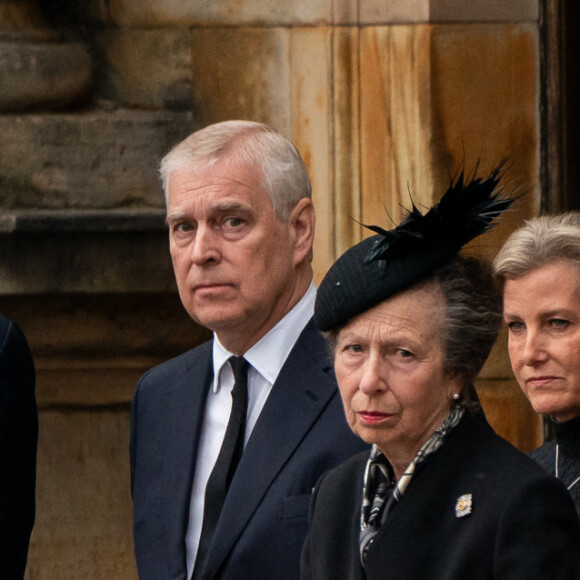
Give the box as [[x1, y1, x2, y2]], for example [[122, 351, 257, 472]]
[[289, 198, 315, 266]]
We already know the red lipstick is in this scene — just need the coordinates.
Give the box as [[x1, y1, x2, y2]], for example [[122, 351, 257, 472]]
[[358, 411, 391, 424]]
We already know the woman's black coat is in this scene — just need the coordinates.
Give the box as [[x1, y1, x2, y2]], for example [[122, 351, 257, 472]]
[[302, 412, 580, 580]]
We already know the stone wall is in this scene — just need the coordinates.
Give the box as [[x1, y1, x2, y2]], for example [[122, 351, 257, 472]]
[[0, 0, 542, 578]]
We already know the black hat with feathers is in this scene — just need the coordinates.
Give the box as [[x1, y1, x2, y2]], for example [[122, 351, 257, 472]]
[[314, 164, 513, 332]]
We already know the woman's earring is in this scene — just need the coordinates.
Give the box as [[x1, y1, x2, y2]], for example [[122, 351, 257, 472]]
[[451, 393, 460, 401]]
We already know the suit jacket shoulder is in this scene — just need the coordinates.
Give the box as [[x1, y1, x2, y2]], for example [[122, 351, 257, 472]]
[[132, 320, 368, 580]]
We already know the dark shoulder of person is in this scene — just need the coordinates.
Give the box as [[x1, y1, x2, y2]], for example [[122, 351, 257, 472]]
[[0, 313, 38, 580]]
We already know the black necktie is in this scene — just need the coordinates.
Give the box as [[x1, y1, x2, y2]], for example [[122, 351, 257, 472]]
[[193, 356, 249, 579]]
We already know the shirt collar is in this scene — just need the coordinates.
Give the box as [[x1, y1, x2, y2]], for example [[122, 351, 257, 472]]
[[212, 282, 316, 392]]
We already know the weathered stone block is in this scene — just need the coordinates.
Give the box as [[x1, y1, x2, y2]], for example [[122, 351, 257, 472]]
[[92, 29, 192, 110], [7, 292, 203, 363], [0, 292, 209, 406], [429, 0, 538, 22], [0, 41, 93, 112], [331, 0, 358, 24], [0, 226, 175, 294], [356, 0, 538, 24], [360, 25, 435, 228], [358, 22, 539, 253], [25, 409, 138, 580], [288, 27, 333, 284], [108, 0, 330, 27], [332, 27, 362, 257], [0, 209, 176, 295], [360, 0, 430, 24], [428, 23, 540, 257], [190, 27, 291, 134], [0, 109, 193, 208]]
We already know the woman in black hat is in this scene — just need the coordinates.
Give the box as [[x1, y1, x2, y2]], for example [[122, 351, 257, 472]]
[[301, 169, 580, 580]]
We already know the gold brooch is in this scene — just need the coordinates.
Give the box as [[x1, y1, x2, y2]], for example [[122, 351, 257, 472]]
[[455, 494, 472, 518]]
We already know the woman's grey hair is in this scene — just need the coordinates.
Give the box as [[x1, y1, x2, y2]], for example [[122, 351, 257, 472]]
[[159, 120, 312, 220], [493, 212, 580, 284], [325, 255, 502, 392], [429, 256, 502, 387]]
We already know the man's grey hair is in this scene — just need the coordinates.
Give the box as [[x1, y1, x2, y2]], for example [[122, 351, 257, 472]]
[[160, 120, 312, 220], [494, 212, 580, 285]]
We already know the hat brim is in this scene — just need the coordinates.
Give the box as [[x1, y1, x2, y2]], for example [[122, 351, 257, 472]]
[[314, 234, 462, 331]]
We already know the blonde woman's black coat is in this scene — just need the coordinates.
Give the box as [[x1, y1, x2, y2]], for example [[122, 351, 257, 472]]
[[301, 412, 580, 580]]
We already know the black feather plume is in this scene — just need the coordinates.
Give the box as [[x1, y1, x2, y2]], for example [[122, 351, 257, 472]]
[[364, 164, 512, 267]]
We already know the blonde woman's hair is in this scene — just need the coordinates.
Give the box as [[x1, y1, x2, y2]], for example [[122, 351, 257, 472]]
[[494, 212, 580, 284]]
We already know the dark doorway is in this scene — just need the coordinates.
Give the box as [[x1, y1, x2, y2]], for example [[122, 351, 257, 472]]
[[542, 0, 580, 212]]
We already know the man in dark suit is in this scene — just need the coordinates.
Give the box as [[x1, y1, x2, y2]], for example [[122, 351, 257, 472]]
[[0, 314, 38, 579], [130, 120, 367, 580]]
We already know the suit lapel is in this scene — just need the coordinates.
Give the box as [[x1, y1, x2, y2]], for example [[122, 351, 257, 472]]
[[161, 342, 214, 578], [202, 320, 337, 578]]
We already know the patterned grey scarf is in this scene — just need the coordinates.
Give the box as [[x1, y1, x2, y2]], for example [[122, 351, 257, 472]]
[[359, 406, 465, 565]]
